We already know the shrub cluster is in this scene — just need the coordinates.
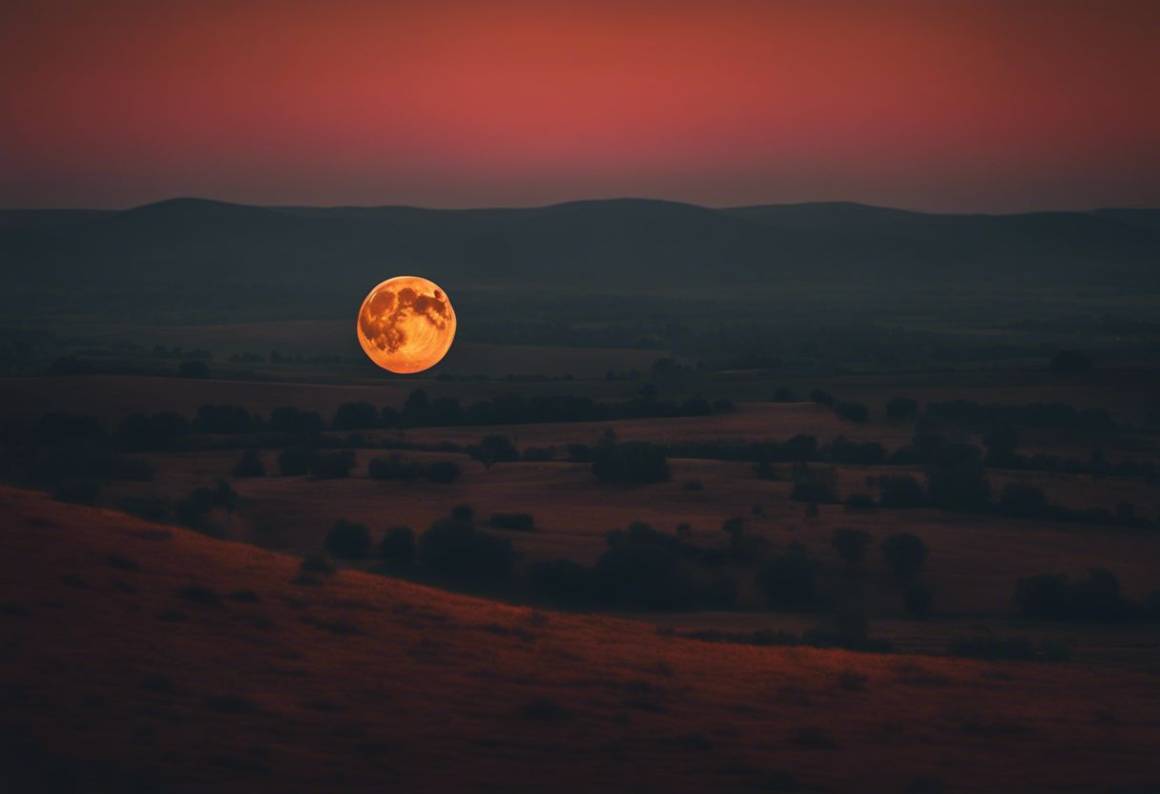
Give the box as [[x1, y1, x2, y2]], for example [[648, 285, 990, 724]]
[[367, 455, 461, 484]]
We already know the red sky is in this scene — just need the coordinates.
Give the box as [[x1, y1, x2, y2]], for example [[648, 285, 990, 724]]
[[2, 0, 1158, 211]]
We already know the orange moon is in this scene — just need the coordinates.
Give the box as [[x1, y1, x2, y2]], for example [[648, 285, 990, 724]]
[[356, 276, 457, 374]]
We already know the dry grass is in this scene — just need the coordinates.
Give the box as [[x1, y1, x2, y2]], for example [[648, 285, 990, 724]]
[[2, 485, 1160, 792]]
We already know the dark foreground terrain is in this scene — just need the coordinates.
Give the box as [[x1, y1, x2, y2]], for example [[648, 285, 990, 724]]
[[2, 485, 1160, 793]]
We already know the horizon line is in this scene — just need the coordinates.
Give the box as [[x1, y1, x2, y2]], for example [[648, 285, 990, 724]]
[[3, 195, 1159, 217]]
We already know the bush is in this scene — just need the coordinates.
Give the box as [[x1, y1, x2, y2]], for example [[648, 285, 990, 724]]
[[831, 528, 871, 567], [791, 481, 836, 504], [903, 582, 934, 617], [1015, 568, 1128, 621], [783, 434, 819, 461], [53, 478, 102, 505], [997, 482, 1047, 518], [467, 435, 519, 467], [594, 522, 697, 609], [332, 401, 379, 430], [368, 455, 421, 481], [521, 446, 555, 462], [489, 512, 535, 532], [754, 459, 779, 480], [380, 526, 415, 567], [834, 401, 869, 423], [418, 513, 514, 586], [844, 493, 876, 511], [426, 460, 461, 484], [194, 404, 258, 435], [949, 635, 1070, 662], [1015, 573, 1072, 619], [877, 475, 925, 508], [312, 450, 355, 479], [886, 397, 919, 421], [809, 389, 834, 406], [117, 412, 189, 451], [36, 412, 106, 445], [278, 446, 318, 476], [758, 544, 818, 609], [232, 449, 265, 478], [175, 480, 237, 533], [926, 456, 991, 513], [592, 441, 670, 485], [268, 406, 323, 436], [325, 519, 372, 559], [829, 437, 885, 465], [300, 552, 336, 576], [881, 533, 927, 582], [527, 559, 592, 607]]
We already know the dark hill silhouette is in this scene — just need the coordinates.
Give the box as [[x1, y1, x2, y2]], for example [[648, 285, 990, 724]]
[[3, 198, 1157, 299]]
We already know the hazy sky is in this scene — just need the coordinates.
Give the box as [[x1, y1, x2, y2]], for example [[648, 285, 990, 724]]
[[2, 0, 1158, 211]]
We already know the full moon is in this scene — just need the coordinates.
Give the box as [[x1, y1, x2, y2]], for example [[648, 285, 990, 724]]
[[356, 275, 457, 374]]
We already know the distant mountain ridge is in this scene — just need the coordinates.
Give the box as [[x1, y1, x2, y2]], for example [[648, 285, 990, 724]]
[[3, 197, 1158, 294]]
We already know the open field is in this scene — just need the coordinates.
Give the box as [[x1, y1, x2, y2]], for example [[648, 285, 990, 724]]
[[6, 368, 1160, 622], [3, 485, 1160, 793], [97, 445, 1160, 618]]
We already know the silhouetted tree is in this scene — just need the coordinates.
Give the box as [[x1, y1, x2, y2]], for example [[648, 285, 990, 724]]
[[326, 519, 372, 559], [844, 493, 876, 511], [903, 582, 934, 618], [791, 481, 836, 504], [278, 446, 318, 476], [418, 511, 513, 586], [175, 480, 236, 535], [877, 474, 925, 508], [925, 443, 991, 512], [194, 405, 258, 435], [834, 401, 869, 423], [489, 512, 535, 531], [809, 389, 834, 406], [757, 544, 818, 609], [312, 450, 355, 479], [997, 482, 1047, 518], [368, 455, 421, 481], [116, 412, 189, 451], [332, 401, 379, 430], [426, 460, 461, 483], [592, 441, 670, 485], [594, 522, 696, 609], [886, 397, 919, 421], [380, 526, 415, 567], [831, 528, 872, 568], [268, 406, 323, 436], [527, 559, 592, 607], [881, 533, 927, 582], [983, 423, 1020, 467], [468, 435, 519, 468], [232, 448, 265, 477]]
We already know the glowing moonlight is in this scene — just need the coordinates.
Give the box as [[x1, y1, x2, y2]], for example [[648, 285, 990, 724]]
[[356, 276, 456, 374]]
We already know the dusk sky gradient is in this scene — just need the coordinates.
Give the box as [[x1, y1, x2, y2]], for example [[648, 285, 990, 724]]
[[2, 0, 1158, 211]]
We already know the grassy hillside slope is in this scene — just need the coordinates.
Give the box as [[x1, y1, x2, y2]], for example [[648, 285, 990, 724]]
[[2, 485, 1159, 792]]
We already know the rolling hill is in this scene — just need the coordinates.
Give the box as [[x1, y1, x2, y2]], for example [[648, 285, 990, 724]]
[[3, 198, 1158, 302], [3, 484, 1160, 792]]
